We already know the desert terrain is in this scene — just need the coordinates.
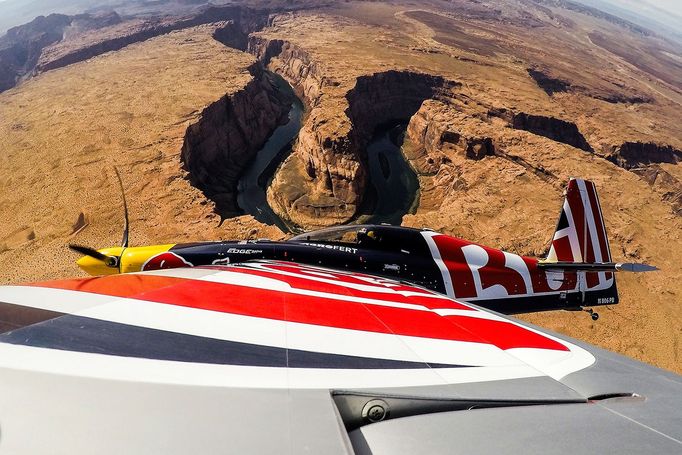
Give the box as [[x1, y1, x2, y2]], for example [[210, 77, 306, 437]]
[[0, 0, 680, 373]]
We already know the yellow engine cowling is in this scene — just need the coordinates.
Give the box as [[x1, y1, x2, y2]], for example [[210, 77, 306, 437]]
[[76, 244, 176, 276]]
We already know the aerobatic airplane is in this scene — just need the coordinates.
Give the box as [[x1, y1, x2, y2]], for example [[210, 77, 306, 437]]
[[0, 178, 679, 454], [71, 178, 654, 319]]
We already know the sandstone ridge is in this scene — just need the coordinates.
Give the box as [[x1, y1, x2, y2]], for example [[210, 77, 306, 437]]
[[0, 5, 274, 93]]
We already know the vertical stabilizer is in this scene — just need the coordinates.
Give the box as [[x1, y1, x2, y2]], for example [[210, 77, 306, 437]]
[[546, 178, 612, 264], [546, 178, 616, 297]]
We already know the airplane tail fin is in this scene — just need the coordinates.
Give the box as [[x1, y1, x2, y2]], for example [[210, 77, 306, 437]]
[[540, 178, 656, 309], [546, 178, 611, 264]]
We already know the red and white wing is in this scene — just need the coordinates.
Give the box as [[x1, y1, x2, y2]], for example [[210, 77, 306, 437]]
[[1, 261, 680, 454], [0, 261, 593, 389]]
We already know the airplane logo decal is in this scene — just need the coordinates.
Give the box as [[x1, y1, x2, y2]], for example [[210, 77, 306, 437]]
[[142, 252, 194, 271]]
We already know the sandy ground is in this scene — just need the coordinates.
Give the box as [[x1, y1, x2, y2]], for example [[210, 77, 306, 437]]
[[0, 24, 283, 284]]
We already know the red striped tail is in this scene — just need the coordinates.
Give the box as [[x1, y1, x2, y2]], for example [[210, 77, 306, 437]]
[[546, 179, 617, 294], [547, 179, 612, 264]]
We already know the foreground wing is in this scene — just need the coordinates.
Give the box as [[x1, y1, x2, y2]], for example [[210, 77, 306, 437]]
[[0, 260, 679, 454]]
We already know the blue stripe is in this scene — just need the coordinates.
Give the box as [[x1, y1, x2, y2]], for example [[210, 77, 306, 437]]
[[0, 314, 468, 369]]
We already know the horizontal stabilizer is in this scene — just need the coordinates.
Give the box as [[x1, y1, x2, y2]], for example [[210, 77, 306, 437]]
[[537, 261, 658, 273], [615, 262, 659, 272]]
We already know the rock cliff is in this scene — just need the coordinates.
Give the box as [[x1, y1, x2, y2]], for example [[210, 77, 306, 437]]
[[250, 35, 463, 227], [510, 112, 592, 152], [0, 14, 72, 92], [180, 63, 290, 217], [607, 142, 682, 169], [36, 6, 270, 74], [0, 5, 272, 93]]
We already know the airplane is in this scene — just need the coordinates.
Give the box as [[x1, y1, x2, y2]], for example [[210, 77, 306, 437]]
[[0, 178, 678, 454], [71, 178, 656, 319]]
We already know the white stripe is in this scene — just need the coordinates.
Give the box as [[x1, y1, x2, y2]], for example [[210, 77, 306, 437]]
[[507, 347, 595, 381], [133, 267, 224, 280], [593, 185, 612, 262], [237, 261, 444, 299], [503, 321, 596, 380], [434, 308, 506, 321], [0, 286, 115, 313], [149, 268, 438, 313], [234, 261, 453, 300], [74, 297, 517, 367], [421, 231, 456, 298]]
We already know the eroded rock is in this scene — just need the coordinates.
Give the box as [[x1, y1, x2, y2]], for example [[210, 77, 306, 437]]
[[510, 112, 593, 152], [36, 6, 270, 74], [180, 64, 290, 216], [607, 142, 682, 169], [251, 36, 462, 227]]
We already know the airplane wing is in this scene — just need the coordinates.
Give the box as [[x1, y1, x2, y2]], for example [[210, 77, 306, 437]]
[[0, 260, 680, 454]]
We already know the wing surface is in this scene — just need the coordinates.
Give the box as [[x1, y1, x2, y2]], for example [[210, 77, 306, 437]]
[[0, 260, 679, 454]]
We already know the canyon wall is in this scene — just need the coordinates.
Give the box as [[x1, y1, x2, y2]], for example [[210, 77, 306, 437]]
[[527, 67, 652, 104], [180, 64, 290, 217], [0, 11, 124, 91], [226, 33, 681, 228], [0, 14, 72, 92], [0, 5, 272, 93], [608, 142, 682, 215], [509, 112, 593, 152], [36, 6, 270, 74], [607, 142, 682, 169], [250, 35, 462, 227], [402, 100, 503, 210]]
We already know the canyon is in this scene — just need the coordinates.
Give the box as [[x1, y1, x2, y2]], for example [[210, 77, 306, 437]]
[[0, 0, 680, 375]]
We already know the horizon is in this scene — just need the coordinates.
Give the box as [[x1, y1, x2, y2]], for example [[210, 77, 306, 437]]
[[0, 0, 681, 26]]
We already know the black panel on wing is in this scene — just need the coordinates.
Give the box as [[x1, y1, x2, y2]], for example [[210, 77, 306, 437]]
[[0, 301, 65, 334], [0, 314, 469, 369]]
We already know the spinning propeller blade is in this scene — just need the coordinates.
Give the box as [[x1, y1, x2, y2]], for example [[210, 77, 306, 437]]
[[114, 167, 129, 249], [68, 167, 130, 273], [68, 244, 119, 267]]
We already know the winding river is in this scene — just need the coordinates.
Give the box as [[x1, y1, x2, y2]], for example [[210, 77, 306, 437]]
[[357, 122, 420, 226], [236, 74, 419, 233], [236, 73, 303, 233]]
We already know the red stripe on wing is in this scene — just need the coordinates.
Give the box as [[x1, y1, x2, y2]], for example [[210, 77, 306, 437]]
[[208, 262, 471, 311], [32, 275, 185, 297], [29, 270, 569, 351]]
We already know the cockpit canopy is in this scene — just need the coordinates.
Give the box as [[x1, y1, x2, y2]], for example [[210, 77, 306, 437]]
[[289, 225, 430, 255]]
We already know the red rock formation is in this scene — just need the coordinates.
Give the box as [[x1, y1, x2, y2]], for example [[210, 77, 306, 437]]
[[0, 14, 72, 92], [180, 64, 290, 217], [608, 142, 682, 169], [251, 35, 462, 227]]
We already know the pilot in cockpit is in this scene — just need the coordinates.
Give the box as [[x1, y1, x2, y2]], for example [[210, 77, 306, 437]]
[[357, 228, 381, 248]]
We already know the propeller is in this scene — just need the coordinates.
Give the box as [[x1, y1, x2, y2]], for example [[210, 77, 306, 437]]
[[69, 167, 129, 271], [116, 166, 129, 249], [68, 244, 119, 267]]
